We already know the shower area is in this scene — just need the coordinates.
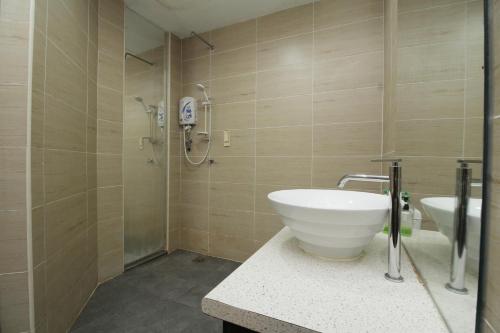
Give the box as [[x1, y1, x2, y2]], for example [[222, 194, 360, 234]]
[[123, 8, 168, 266]]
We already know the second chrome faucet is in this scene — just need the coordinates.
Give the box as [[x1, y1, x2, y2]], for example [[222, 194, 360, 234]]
[[337, 158, 404, 282]]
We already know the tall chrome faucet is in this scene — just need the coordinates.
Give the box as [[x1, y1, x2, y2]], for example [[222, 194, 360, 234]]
[[446, 159, 482, 294], [337, 159, 404, 282]]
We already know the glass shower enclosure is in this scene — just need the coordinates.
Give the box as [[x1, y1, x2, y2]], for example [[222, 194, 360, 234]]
[[123, 8, 167, 266]]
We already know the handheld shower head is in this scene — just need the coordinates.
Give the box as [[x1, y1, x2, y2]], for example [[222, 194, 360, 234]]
[[196, 84, 210, 103], [134, 96, 150, 112]]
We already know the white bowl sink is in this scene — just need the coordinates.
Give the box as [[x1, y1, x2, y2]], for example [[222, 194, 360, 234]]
[[268, 189, 390, 260], [421, 197, 482, 273]]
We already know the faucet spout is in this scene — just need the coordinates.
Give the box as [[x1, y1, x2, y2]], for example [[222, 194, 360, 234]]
[[337, 174, 389, 189]]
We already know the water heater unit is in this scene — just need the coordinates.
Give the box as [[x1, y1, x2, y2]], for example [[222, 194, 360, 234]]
[[179, 96, 197, 125]]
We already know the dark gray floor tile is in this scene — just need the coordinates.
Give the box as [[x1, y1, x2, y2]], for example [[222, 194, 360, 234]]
[[70, 250, 240, 333]]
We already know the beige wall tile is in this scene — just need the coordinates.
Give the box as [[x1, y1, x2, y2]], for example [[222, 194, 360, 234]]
[[397, 42, 465, 83], [47, 0, 88, 70], [466, 78, 484, 118], [88, 40, 98, 83], [256, 95, 312, 128], [44, 150, 86, 202], [87, 115, 97, 153], [314, 87, 382, 124], [98, 52, 124, 91], [0, 20, 30, 85], [210, 208, 253, 239], [211, 129, 255, 157], [98, 0, 124, 28], [210, 157, 255, 184], [394, 119, 463, 157], [98, 86, 123, 122], [212, 74, 256, 104], [256, 157, 311, 187], [98, 17, 123, 60], [256, 126, 311, 157], [181, 160, 209, 182], [182, 56, 209, 84], [0, 148, 26, 209], [97, 186, 123, 221], [464, 117, 483, 158], [315, 18, 383, 62], [45, 193, 87, 257], [398, 3, 466, 47], [257, 4, 313, 42], [209, 182, 254, 211], [98, 216, 123, 255], [98, 248, 123, 281], [44, 95, 86, 151], [0, 272, 30, 332], [208, 233, 255, 262], [254, 213, 283, 243], [181, 228, 209, 254], [182, 33, 210, 61], [0, 85, 27, 147], [33, 29, 46, 93], [312, 156, 382, 190], [315, 0, 383, 30], [31, 148, 44, 207], [97, 154, 122, 187], [402, 157, 457, 195], [257, 33, 312, 70], [397, 0, 464, 13], [313, 122, 382, 156], [33, 263, 47, 331], [211, 19, 256, 52], [314, 51, 383, 92], [257, 64, 312, 99], [32, 89, 44, 148], [212, 101, 255, 130], [213, 46, 256, 79], [181, 181, 209, 207], [395, 80, 465, 120], [180, 205, 208, 231], [46, 40, 87, 113], [97, 120, 122, 154]]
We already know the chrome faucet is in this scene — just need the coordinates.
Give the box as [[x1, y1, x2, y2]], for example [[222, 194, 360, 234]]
[[446, 159, 482, 294], [337, 158, 404, 282]]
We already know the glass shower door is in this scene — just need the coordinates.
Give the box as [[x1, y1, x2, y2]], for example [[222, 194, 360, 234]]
[[123, 8, 167, 266]]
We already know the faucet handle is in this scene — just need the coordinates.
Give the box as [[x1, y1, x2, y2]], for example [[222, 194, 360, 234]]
[[370, 158, 402, 166]]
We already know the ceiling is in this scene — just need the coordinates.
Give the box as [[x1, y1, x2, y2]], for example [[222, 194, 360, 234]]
[[124, 0, 314, 39]]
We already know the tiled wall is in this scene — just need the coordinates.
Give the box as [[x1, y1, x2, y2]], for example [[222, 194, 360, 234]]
[[167, 33, 183, 251], [483, 0, 500, 331], [96, 0, 124, 282], [0, 0, 34, 331], [31, 0, 99, 331], [178, 0, 385, 261], [124, 46, 166, 264], [392, 0, 484, 228]]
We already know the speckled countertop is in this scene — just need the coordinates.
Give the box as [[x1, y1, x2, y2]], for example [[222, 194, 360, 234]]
[[202, 227, 449, 333]]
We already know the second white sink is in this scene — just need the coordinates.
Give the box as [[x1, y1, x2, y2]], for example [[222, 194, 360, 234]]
[[268, 189, 390, 260]]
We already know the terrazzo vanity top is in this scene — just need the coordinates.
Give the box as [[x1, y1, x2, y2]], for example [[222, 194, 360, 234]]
[[202, 227, 449, 333]]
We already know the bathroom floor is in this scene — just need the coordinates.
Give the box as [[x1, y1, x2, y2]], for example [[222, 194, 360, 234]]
[[71, 250, 240, 333]]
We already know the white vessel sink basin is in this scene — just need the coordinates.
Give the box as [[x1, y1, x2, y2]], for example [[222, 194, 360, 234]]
[[268, 189, 390, 260], [421, 197, 482, 273]]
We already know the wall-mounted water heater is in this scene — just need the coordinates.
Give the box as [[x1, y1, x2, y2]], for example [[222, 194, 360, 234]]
[[179, 96, 197, 125]]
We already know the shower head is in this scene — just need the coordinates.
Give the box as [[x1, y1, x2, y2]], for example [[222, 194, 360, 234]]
[[196, 84, 210, 103], [134, 96, 149, 112]]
